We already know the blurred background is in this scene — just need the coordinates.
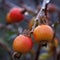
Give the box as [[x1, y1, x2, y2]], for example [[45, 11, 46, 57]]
[[0, 0, 60, 60]]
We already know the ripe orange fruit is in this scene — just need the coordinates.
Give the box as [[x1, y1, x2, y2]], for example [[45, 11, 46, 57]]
[[6, 7, 24, 23], [33, 25, 54, 42], [13, 35, 33, 53]]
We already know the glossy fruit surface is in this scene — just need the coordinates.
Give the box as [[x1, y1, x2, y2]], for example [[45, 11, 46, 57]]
[[6, 7, 24, 23], [13, 35, 33, 53], [33, 25, 54, 42]]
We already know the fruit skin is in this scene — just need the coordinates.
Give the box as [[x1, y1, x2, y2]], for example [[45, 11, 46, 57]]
[[6, 7, 24, 23], [13, 35, 33, 53], [33, 25, 54, 42]]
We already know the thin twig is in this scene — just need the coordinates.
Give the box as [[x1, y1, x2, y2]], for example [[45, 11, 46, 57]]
[[12, 52, 22, 60], [20, 3, 37, 16], [57, 51, 60, 60], [34, 41, 47, 60], [0, 42, 13, 60], [0, 41, 22, 60], [44, 3, 49, 17], [35, 43, 42, 60], [52, 26, 57, 60]]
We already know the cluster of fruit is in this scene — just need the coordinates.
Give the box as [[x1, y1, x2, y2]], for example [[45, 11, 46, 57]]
[[6, 3, 59, 56]]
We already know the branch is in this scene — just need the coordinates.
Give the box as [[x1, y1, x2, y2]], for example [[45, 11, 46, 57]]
[[34, 41, 47, 60], [20, 3, 37, 16], [51, 25, 57, 60], [0, 41, 22, 60], [35, 43, 42, 60], [12, 52, 22, 60], [57, 51, 60, 60], [0, 41, 13, 60]]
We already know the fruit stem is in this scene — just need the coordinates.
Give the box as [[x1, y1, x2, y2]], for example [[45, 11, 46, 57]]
[[12, 52, 22, 60], [20, 3, 37, 16]]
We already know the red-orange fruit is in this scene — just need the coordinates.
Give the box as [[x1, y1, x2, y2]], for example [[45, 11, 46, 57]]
[[13, 35, 33, 53], [6, 7, 24, 23], [33, 25, 54, 42], [48, 4, 57, 12]]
